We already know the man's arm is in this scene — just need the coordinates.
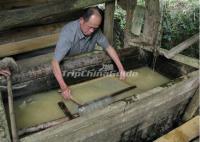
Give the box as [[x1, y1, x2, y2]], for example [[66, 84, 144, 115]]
[[51, 59, 71, 99], [105, 46, 126, 80]]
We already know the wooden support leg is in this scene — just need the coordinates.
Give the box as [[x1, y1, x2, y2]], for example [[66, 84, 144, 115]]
[[7, 76, 19, 142]]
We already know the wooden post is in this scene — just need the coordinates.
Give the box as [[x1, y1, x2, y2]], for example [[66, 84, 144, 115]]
[[104, 1, 115, 45], [124, 0, 137, 48], [182, 87, 199, 122]]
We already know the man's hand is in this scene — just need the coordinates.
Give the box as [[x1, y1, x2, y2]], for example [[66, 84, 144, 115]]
[[119, 69, 126, 80], [0, 69, 11, 77], [61, 88, 72, 100]]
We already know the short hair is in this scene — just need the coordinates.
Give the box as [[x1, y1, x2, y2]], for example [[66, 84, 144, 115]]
[[82, 7, 103, 22]]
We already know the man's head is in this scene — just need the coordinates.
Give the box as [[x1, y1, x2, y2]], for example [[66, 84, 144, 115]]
[[80, 7, 103, 36]]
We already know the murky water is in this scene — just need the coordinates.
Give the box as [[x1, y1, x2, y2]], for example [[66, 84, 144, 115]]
[[14, 67, 170, 129]]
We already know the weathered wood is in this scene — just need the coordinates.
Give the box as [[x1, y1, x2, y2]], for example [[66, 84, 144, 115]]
[[7, 76, 19, 142], [0, 48, 141, 96], [18, 117, 70, 136], [165, 33, 199, 59], [0, 91, 11, 142], [182, 87, 199, 122], [143, 0, 161, 45], [0, 33, 59, 58], [128, 43, 199, 69], [20, 70, 198, 142], [104, 1, 115, 45], [158, 48, 199, 69], [0, 0, 114, 31], [124, 0, 137, 48], [154, 116, 199, 142], [0, 0, 56, 10], [0, 22, 64, 45]]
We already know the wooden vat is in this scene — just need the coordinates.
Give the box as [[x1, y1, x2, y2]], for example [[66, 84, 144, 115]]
[[0, 47, 198, 142]]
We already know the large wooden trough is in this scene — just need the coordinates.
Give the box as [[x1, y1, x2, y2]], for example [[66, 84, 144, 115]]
[[0, 47, 199, 142]]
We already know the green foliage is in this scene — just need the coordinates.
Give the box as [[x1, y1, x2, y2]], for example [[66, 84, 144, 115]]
[[161, 0, 199, 58], [114, 5, 126, 30]]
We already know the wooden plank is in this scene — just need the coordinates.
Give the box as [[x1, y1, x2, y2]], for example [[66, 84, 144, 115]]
[[0, 33, 59, 58], [154, 116, 199, 142], [0, 0, 114, 31], [0, 22, 64, 45], [104, 1, 115, 45], [0, 91, 11, 142], [182, 87, 199, 122], [165, 33, 199, 59]]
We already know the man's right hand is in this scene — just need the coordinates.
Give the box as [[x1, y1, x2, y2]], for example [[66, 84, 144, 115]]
[[0, 69, 11, 77], [61, 88, 72, 100]]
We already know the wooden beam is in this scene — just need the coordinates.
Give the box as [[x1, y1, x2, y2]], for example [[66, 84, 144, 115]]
[[128, 42, 199, 69], [0, 22, 64, 45], [182, 87, 199, 122], [165, 33, 199, 59], [0, 0, 114, 31], [0, 0, 56, 10], [0, 33, 59, 58], [154, 116, 199, 142], [104, 1, 115, 45]]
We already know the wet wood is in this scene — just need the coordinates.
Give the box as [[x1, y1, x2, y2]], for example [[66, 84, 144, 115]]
[[154, 116, 199, 142], [0, 0, 114, 31], [183, 87, 199, 122], [18, 117, 70, 136], [58, 101, 75, 119]]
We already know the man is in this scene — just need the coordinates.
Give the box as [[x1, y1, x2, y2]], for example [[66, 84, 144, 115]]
[[52, 7, 126, 100]]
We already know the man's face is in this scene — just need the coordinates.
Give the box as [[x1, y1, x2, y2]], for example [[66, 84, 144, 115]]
[[80, 15, 102, 36]]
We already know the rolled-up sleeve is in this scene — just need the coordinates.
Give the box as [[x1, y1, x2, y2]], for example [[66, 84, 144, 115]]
[[54, 27, 72, 62], [96, 30, 110, 49]]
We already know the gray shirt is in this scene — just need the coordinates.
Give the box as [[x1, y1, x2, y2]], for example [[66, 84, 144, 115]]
[[54, 19, 109, 62]]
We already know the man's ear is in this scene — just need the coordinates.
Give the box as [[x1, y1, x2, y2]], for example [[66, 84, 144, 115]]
[[80, 17, 84, 24]]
